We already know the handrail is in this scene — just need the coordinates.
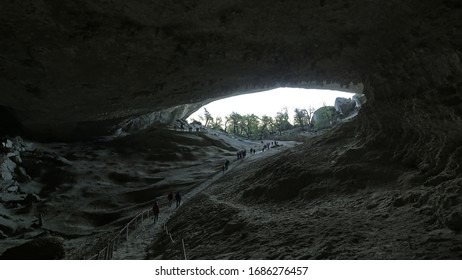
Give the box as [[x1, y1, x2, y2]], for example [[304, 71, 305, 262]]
[[85, 153, 254, 260], [86, 207, 153, 260], [163, 217, 187, 260]]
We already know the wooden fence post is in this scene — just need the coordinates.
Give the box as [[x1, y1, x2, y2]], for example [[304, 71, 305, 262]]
[[182, 239, 187, 260]]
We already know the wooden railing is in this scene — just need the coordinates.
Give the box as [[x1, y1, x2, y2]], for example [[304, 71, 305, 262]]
[[87, 208, 153, 260], [85, 156, 251, 260]]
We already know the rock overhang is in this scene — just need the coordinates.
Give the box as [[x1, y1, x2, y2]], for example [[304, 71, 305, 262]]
[[0, 0, 460, 143]]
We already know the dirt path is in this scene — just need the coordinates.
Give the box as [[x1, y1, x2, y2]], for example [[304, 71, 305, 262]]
[[111, 142, 299, 259]]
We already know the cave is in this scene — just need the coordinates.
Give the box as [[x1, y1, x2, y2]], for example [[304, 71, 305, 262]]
[[1, 0, 462, 259]]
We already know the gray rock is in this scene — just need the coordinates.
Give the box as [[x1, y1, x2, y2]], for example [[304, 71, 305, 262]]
[[0, 230, 7, 239], [3, 139, 13, 149], [0, 155, 17, 181], [23, 142, 35, 152], [334, 97, 356, 115], [352, 93, 367, 108], [6, 185, 19, 192], [8, 152, 22, 164]]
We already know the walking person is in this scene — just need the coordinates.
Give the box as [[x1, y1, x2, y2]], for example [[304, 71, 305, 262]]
[[175, 192, 182, 208], [152, 201, 160, 223]]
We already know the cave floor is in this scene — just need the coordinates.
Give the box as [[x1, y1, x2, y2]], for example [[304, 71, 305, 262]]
[[147, 131, 462, 260]]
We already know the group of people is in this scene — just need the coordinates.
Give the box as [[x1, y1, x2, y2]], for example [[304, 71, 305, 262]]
[[222, 159, 230, 174], [152, 140, 281, 223], [151, 191, 182, 223], [236, 149, 247, 160], [262, 141, 278, 152]]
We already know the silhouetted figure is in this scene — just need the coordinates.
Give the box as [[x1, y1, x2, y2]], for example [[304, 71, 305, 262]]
[[175, 192, 182, 208], [167, 192, 174, 207], [224, 159, 230, 170], [152, 201, 160, 223]]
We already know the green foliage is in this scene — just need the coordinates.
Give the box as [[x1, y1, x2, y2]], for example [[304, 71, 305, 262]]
[[293, 107, 314, 129], [198, 107, 214, 128], [210, 116, 223, 130], [195, 104, 336, 139], [259, 115, 275, 139], [312, 106, 336, 130], [274, 107, 292, 135]]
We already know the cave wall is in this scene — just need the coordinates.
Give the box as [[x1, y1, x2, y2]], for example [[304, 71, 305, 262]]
[[1, 0, 368, 139], [0, 0, 461, 179]]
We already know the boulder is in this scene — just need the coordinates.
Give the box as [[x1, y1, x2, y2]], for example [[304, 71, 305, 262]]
[[0, 155, 17, 181], [312, 106, 337, 129], [0, 237, 65, 260], [173, 119, 189, 130], [352, 93, 367, 108], [22, 142, 36, 152], [6, 184, 19, 192], [2, 139, 13, 149], [8, 151, 22, 164], [334, 97, 356, 115]]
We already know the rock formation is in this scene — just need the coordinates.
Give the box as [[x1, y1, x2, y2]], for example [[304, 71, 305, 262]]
[[334, 97, 356, 116]]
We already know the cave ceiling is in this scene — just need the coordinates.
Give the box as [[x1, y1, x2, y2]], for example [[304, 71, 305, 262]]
[[0, 0, 461, 140]]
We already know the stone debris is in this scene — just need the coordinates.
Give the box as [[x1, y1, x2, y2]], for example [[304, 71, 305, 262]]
[[0, 155, 16, 181]]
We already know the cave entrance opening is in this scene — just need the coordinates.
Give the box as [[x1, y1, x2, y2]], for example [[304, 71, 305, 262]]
[[187, 87, 365, 139]]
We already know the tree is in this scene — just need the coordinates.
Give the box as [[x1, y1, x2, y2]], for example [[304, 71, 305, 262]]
[[199, 108, 214, 128], [240, 114, 260, 138], [259, 115, 274, 139], [226, 112, 242, 135], [293, 107, 315, 129], [306, 106, 315, 126], [210, 116, 223, 130], [274, 107, 292, 135], [294, 108, 308, 129]]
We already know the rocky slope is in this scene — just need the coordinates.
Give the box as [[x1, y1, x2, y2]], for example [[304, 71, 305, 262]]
[[0, 129, 258, 259], [149, 123, 462, 259]]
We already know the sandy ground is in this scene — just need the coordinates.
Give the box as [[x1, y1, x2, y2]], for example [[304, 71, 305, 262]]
[[0, 128, 296, 259]]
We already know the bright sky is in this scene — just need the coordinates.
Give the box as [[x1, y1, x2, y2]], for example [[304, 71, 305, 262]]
[[188, 87, 354, 123]]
